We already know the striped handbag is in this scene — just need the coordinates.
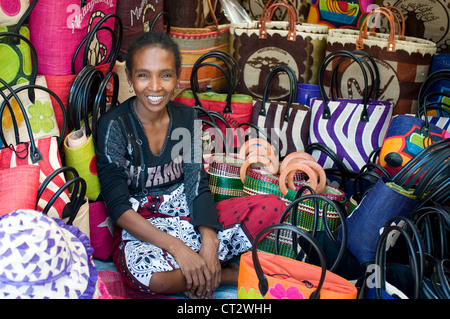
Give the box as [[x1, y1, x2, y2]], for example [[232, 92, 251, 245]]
[[250, 65, 311, 159], [206, 154, 245, 202], [308, 50, 393, 172]]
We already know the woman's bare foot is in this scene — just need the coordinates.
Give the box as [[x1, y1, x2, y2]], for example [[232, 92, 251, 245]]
[[220, 262, 240, 286]]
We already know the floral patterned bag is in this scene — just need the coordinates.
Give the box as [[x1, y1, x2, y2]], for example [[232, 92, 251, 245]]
[[237, 224, 358, 299], [1, 76, 61, 147]]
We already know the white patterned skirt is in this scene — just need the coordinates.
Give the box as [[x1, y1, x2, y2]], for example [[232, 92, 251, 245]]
[[113, 184, 287, 293]]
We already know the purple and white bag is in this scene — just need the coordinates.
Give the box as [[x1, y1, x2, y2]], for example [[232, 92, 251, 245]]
[[308, 50, 393, 172]]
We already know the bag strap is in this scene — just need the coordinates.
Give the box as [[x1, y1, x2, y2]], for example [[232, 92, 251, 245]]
[[259, 2, 297, 41], [0, 31, 38, 103], [251, 223, 327, 299], [260, 64, 297, 122], [374, 224, 421, 299], [318, 50, 371, 122], [329, 50, 380, 101], [92, 71, 119, 140], [278, 192, 348, 273], [72, 13, 123, 75], [190, 61, 234, 114], [149, 11, 171, 34], [36, 166, 86, 223], [305, 142, 356, 193], [192, 50, 240, 93], [0, 78, 43, 163], [7, 84, 68, 150], [12, 0, 38, 35]]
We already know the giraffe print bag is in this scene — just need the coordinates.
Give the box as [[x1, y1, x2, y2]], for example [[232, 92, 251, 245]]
[[28, 0, 117, 76]]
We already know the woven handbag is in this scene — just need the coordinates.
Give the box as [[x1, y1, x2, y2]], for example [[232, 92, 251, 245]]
[[169, 0, 230, 90], [206, 153, 245, 202], [0, 79, 68, 219], [238, 223, 358, 299], [28, 0, 118, 76], [230, 1, 328, 99], [0, 0, 36, 89], [244, 167, 346, 258], [325, 7, 437, 115]]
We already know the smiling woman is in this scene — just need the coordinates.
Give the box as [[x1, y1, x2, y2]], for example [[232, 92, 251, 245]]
[[95, 32, 287, 299]]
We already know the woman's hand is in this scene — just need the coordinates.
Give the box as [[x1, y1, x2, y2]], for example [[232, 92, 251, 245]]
[[169, 238, 213, 298], [198, 226, 221, 296]]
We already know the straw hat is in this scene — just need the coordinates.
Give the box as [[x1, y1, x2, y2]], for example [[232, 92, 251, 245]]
[[0, 209, 97, 299]]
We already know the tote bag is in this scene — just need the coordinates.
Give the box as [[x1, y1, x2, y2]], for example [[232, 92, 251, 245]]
[[230, 1, 328, 99], [250, 65, 311, 158], [1, 77, 62, 147], [238, 224, 358, 299], [308, 50, 393, 172], [174, 53, 253, 150], [169, 0, 230, 90], [28, 0, 117, 76], [0, 79, 68, 219], [325, 7, 437, 115]]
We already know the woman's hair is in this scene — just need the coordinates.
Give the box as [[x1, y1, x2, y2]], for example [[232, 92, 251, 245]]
[[125, 31, 182, 78]]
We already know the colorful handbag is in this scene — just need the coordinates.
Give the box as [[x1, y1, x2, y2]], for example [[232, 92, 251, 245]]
[[0, 78, 68, 219], [0, 0, 36, 89], [237, 223, 358, 299], [28, 0, 118, 76], [308, 50, 393, 172], [307, 0, 373, 29], [206, 153, 245, 202], [250, 65, 311, 158], [1, 76, 63, 147]]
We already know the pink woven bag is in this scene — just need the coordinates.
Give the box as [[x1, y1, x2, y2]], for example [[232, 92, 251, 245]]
[[28, 0, 117, 76]]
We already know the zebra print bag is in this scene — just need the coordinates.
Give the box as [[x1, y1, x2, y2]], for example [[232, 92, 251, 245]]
[[308, 50, 393, 172]]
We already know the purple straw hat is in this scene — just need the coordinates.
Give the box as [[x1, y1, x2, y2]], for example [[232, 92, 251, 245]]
[[0, 209, 97, 299]]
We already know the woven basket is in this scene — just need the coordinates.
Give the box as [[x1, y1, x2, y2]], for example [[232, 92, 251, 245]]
[[207, 154, 245, 202], [243, 167, 346, 258]]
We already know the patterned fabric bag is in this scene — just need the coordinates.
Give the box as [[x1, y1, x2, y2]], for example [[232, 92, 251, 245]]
[[308, 50, 393, 172], [237, 224, 358, 299], [0, 79, 68, 219], [250, 65, 311, 158], [0, 0, 36, 89], [307, 0, 374, 29], [230, 1, 328, 99], [325, 7, 437, 115]]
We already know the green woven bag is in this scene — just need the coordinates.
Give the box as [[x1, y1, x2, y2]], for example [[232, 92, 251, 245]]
[[243, 167, 346, 258]]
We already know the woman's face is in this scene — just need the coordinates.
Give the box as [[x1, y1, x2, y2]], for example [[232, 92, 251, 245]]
[[127, 45, 179, 116]]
